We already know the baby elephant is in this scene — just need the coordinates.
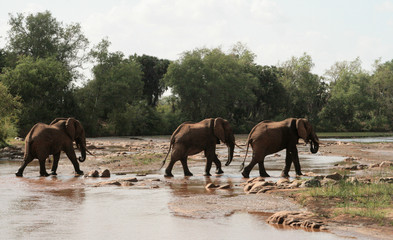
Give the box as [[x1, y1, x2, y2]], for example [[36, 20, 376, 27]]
[[161, 117, 235, 177], [241, 118, 319, 178]]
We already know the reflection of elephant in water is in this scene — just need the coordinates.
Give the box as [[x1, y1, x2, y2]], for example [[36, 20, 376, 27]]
[[16, 118, 90, 177], [161, 118, 235, 177], [241, 118, 319, 178]]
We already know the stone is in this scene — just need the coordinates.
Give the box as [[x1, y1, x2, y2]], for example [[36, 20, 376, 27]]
[[370, 163, 380, 168], [325, 172, 343, 181], [378, 177, 393, 183], [380, 161, 393, 168], [267, 211, 326, 230], [217, 184, 231, 189], [100, 169, 110, 177], [205, 183, 219, 189], [347, 177, 359, 184], [288, 180, 302, 188], [300, 179, 321, 188], [256, 186, 275, 193], [248, 181, 274, 194], [277, 178, 290, 186], [87, 170, 99, 177]]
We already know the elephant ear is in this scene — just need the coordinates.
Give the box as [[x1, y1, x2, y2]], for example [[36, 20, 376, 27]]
[[65, 118, 77, 140], [50, 117, 67, 125], [214, 117, 226, 144], [296, 118, 309, 141]]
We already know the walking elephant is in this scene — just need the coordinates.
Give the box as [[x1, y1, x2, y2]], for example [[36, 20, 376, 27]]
[[16, 117, 90, 177], [240, 118, 319, 178], [161, 117, 235, 177]]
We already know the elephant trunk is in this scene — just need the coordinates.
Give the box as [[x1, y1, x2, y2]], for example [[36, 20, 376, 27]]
[[77, 140, 87, 162], [310, 133, 319, 154], [225, 142, 235, 166]]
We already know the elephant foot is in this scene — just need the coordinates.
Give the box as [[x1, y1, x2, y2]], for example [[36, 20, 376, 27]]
[[215, 169, 224, 174], [241, 171, 250, 178], [204, 172, 212, 177], [185, 172, 194, 177], [74, 171, 84, 177], [260, 172, 270, 177], [51, 171, 57, 176], [40, 172, 50, 177], [164, 172, 174, 177], [280, 172, 290, 178], [15, 172, 23, 177], [296, 172, 303, 176]]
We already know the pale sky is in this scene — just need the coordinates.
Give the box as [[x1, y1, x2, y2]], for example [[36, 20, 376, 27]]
[[1, 0, 393, 77]]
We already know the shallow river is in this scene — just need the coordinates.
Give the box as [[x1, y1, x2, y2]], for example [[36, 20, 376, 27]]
[[0, 137, 369, 240]]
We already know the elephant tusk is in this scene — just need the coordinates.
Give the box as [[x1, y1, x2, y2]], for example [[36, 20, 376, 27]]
[[86, 148, 95, 156], [235, 143, 244, 150]]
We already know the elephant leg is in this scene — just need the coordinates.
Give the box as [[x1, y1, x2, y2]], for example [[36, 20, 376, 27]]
[[50, 152, 61, 175], [38, 158, 50, 177], [164, 158, 176, 177], [204, 149, 217, 176], [292, 148, 302, 176], [15, 155, 34, 177], [64, 147, 83, 176], [242, 152, 267, 178], [258, 161, 270, 177], [281, 148, 294, 177], [180, 156, 193, 176], [213, 154, 223, 174]]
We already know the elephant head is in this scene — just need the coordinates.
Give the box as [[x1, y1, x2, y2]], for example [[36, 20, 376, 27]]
[[51, 118, 89, 162], [296, 118, 319, 154], [213, 118, 235, 166]]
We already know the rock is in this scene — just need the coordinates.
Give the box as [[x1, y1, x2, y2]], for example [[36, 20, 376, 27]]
[[320, 178, 336, 186], [300, 179, 321, 188], [378, 177, 393, 183], [380, 161, 393, 168], [267, 211, 326, 230], [122, 177, 138, 183], [100, 169, 110, 177], [217, 184, 231, 189], [256, 186, 276, 193], [346, 177, 359, 184], [277, 178, 290, 186], [288, 180, 302, 188], [87, 170, 99, 177], [248, 181, 273, 194], [370, 163, 380, 168], [325, 172, 343, 181], [205, 183, 219, 189]]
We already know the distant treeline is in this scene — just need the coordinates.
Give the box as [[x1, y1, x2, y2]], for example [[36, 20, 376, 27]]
[[1, 11, 393, 144]]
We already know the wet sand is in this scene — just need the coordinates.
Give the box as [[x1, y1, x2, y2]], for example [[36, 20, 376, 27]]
[[0, 135, 392, 239]]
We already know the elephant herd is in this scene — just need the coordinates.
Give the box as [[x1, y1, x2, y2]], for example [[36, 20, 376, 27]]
[[15, 117, 320, 178]]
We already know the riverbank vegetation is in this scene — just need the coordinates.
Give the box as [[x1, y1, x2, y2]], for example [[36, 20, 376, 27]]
[[1, 11, 393, 142], [299, 180, 393, 226]]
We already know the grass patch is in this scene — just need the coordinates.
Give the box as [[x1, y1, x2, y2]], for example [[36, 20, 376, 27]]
[[318, 132, 393, 138], [302, 180, 393, 225]]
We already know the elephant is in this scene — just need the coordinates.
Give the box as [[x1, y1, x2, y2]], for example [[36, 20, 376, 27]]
[[160, 117, 235, 177], [15, 117, 90, 177], [240, 118, 319, 178]]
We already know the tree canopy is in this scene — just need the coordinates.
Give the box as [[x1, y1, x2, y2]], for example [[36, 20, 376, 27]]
[[1, 10, 393, 142]]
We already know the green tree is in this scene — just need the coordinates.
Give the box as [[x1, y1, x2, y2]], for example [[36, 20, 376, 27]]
[[164, 46, 257, 124], [0, 82, 21, 146], [76, 39, 144, 135], [248, 65, 287, 121], [0, 56, 75, 134], [319, 58, 375, 131], [279, 53, 327, 123], [369, 59, 393, 130], [6, 11, 89, 77], [134, 54, 170, 107]]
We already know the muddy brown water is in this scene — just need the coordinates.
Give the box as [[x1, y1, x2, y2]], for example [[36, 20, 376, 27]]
[[0, 136, 368, 240]]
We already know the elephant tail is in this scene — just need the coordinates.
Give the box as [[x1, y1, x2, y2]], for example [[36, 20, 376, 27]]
[[239, 138, 251, 172], [159, 139, 173, 170]]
